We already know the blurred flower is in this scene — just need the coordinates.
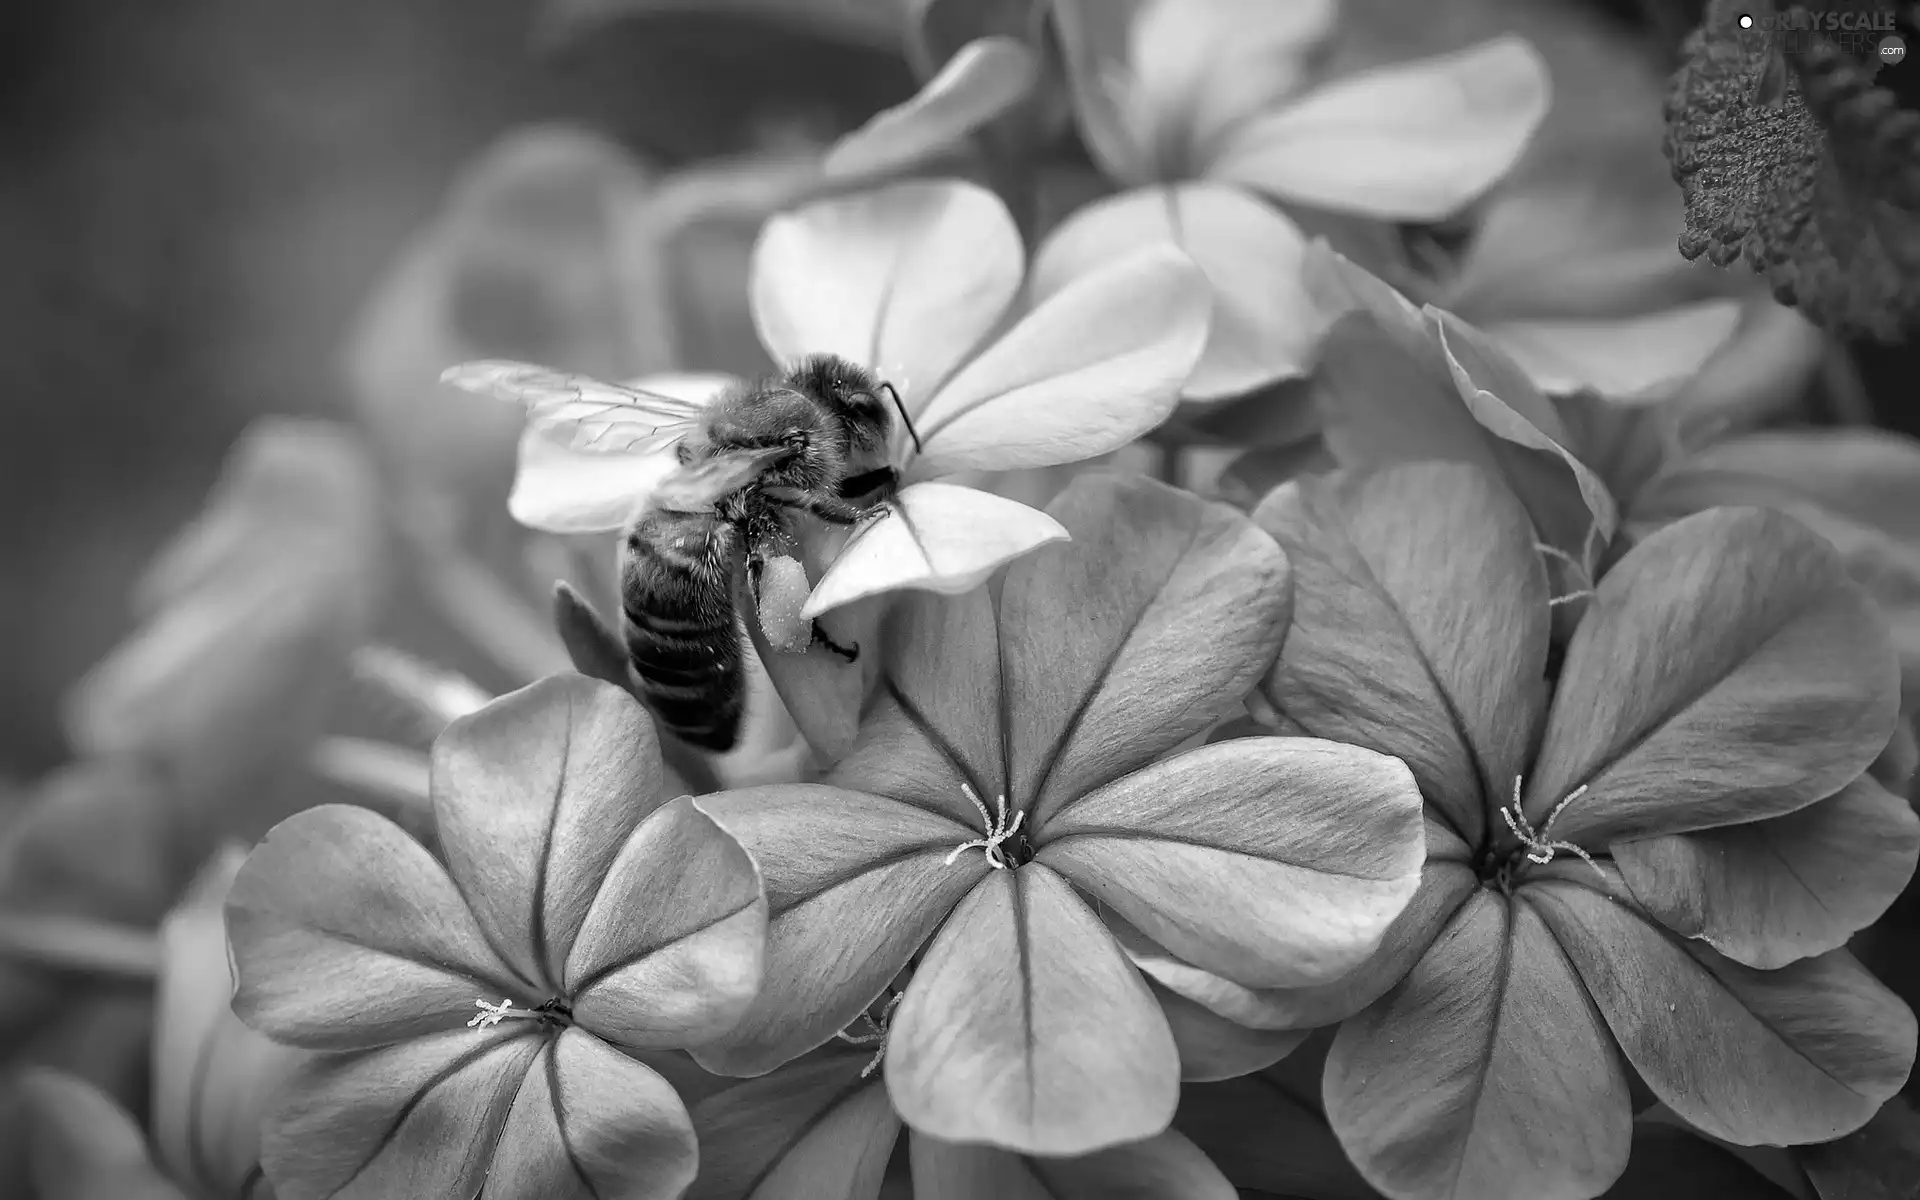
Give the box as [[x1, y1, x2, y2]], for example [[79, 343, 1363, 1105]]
[[1421, 177, 1745, 398], [1041, 0, 1549, 397], [151, 846, 304, 1200], [226, 674, 764, 1200], [692, 474, 1425, 1155], [15, 1070, 190, 1200], [1143, 461, 1915, 1200], [344, 125, 669, 507], [62, 417, 386, 844], [687, 1042, 1239, 1200]]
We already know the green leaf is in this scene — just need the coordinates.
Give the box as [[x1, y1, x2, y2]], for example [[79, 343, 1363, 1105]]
[[1325, 888, 1632, 1200], [1664, 0, 1920, 340], [1612, 775, 1920, 969], [884, 865, 1179, 1156], [1525, 507, 1902, 846]]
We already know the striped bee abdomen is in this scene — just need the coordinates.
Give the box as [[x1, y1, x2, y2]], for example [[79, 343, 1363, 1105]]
[[620, 510, 748, 752]]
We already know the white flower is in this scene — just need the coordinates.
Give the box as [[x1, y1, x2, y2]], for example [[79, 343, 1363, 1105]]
[[1045, 0, 1551, 398]]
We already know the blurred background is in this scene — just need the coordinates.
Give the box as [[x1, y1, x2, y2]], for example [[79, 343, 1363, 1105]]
[[1, 0, 1916, 780]]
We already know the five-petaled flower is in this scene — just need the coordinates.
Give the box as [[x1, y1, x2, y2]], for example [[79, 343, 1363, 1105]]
[[688, 473, 1427, 1156], [225, 674, 767, 1200], [1041, 0, 1549, 398], [1129, 461, 1918, 1200]]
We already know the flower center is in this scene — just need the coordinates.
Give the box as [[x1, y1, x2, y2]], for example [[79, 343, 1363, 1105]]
[[1490, 776, 1606, 890], [466, 996, 572, 1031], [945, 782, 1031, 870]]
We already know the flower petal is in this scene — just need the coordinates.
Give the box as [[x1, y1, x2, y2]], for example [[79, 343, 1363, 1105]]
[[885, 864, 1179, 1155], [1480, 300, 1744, 399], [1049, 0, 1150, 182], [689, 1050, 899, 1200], [259, 1026, 540, 1200], [800, 482, 1067, 618], [829, 585, 1006, 828], [564, 796, 766, 1048], [1040, 739, 1423, 989], [1005, 473, 1291, 828], [506, 374, 730, 534], [431, 674, 676, 996], [1529, 875, 1917, 1146], [751, 179, 1021, 406], [1324, 888, 1633, 1200], [484, 1029, 697, 1200], [1612, 775, 1920, 970], [1124, 0, 1335, 174], [824, 37, 1040, 179], [691, 787, 985, 1076], [1028, 183, 1314, 399], [1255, 463, 1551, 847], [226, 805, 521, 1050], [1211, 37, 1551, 221], [1116, 834, 1480, 1031], [1151, 983, 1309, 1083], [19, 1069, 191, 1200], [1631, 428, 1920, 709], [1432, 310, 1620, 576], [1525, 507, 1902, 845], [908, 246, 1209, 475], [911, 1126, 1236, 1199]]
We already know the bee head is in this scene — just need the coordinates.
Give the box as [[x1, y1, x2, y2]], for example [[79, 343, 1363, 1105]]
[[787, 353, 894, 452]]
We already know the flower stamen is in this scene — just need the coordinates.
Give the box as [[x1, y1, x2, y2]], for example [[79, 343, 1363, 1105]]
[[833, 991, 905, 1078], [1500, 776, 1605, 879], [468, 998, 519, 1028], [1534, 541, 1597, 608], [944, 783, 1025, 870]]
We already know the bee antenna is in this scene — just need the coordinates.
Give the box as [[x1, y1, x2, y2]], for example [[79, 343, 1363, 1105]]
[[878, 382, 921, 455]]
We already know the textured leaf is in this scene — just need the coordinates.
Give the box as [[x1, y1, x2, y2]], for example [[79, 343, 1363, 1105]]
[[1005, 473, 1293, 828], [1326, 887, 1632, 1200], [1664, 0, 1920, 339], [1525, 507, 1901, 845], [885, 865, 1178, 1155], [1038, 738, 1424, 990], [1613, 775, 1920, 969], [1531, 874, 1916, 1146], [1256, 463, 1550, 847]]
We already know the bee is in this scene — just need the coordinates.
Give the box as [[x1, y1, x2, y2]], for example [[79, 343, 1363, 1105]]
[[442, 353, 920, 752]]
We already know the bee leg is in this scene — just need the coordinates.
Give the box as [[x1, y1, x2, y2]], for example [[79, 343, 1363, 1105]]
[[781, 493, 892, 526], [811, 622, 860, 662]]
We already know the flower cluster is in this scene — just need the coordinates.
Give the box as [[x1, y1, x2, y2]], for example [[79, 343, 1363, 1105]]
[[8, 3, 1920, 1200]]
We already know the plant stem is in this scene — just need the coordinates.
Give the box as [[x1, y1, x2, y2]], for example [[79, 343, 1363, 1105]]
[[0, 913, 161, 980]]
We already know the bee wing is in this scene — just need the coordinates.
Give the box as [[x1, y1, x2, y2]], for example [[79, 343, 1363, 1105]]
[[653, 448, 789, 511], [440, 359, 711, 455]]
